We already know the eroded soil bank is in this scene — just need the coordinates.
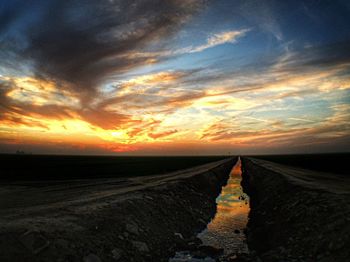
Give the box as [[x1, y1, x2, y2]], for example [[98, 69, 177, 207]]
[[241, 157, 350, 262], [0, 158, 236, 262]]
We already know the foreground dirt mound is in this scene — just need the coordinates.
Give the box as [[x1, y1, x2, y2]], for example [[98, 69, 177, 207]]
[[0, 158, 236, 262], [241, 157, 350, 262]]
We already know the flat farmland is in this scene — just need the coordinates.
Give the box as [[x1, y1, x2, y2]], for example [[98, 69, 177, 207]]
[[0, 154, 228, 181]]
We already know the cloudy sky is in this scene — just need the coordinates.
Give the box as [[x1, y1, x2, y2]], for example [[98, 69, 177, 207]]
[[0, 0, 349, 155]]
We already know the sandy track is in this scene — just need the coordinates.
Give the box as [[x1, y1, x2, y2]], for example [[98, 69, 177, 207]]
[[248, 158, 350, 194]]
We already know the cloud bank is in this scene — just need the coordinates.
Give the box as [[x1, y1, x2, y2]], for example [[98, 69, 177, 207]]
[[0, 0, 349, 155]]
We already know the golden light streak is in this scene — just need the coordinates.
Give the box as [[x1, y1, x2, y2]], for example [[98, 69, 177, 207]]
[[6, 77, 79, 107]]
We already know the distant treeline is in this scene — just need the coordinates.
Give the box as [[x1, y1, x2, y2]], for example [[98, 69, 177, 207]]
[[249, 153, 349, 176], [0, 155, 229, 181]]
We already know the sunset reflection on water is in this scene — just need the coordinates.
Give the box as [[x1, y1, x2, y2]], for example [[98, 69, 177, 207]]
[[198, 158, 249, 255]]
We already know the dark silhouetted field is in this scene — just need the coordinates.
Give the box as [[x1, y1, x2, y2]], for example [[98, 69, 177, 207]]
[[0, 154, 228, 181], [250, 153, 349, 175]]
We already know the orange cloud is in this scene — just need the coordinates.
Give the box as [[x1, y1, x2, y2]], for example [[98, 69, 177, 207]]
[[148, 129, 178, 139]]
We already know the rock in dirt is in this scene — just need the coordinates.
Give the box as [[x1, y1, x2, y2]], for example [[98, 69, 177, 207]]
[[83, 253, 101, 262], [132, 241, 149, 253], [111, 248, 122, 260], [126, 222, 139, 235], [19, 230, 50, 255], [193, 245, 223, 258]]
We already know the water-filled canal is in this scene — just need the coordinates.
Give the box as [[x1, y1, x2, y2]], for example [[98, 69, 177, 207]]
[[170, 157, 250, 261], [198, 157, 249, 255]]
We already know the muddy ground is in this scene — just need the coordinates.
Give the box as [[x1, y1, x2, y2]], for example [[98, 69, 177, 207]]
[[0, 157, 236, 262], [241, 157, 350, 262]]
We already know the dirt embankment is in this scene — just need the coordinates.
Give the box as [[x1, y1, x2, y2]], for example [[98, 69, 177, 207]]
[[241, 157, 350, 262], [0, 157, 236, 262]]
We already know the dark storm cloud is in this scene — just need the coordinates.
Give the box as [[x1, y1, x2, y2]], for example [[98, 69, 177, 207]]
[[0, 82, 11, 115], [0, 0, 204, 95], [298, 41, 350, 69]]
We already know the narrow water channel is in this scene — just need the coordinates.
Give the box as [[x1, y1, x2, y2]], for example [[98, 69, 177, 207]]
[[198, 157, 249, 255], [170, 157, 250, 261]]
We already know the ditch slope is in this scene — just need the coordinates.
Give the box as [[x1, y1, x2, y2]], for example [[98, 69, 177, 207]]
[[241, 157, 350, 262]]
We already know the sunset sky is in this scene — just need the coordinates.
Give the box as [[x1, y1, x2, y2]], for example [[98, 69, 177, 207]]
[[0, 0, 349, 155]]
